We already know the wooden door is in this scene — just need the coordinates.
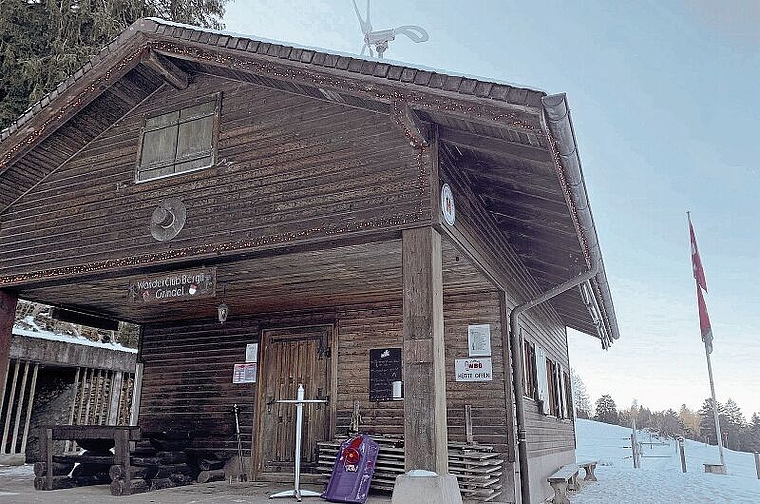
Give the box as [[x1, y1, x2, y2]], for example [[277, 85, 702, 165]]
[[255, 325, 333, 476]]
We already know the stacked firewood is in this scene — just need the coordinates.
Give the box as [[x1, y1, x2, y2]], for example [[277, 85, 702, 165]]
[[33, 440, 115, 490], [109, 432, 194, 496]]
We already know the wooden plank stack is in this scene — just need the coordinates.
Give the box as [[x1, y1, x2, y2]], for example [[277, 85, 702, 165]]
[[317, 436, 504, 502]]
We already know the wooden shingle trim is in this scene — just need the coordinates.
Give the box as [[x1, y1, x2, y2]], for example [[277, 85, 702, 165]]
[[359, 61, 375, 75], [400, 68, 416, 83], [428, 73, 445, 89], [300, 50, 315, 64], [413, 70, 432, 86], [458, 78, 477, 95], [474, 81, 493, 98], [289, 48, 303, 61], [246, 40, 261, 53], [335, 56, 351, 70], [347, 59, 364, 73], [386, 66, 404, 80], [323, 54, 339, 68], [197, 32, 211, 44], [373, 63, 390, 78], [506, 87, 529, 106], [217, 35, 230, 47], [489, 85, 510, 101], [190, 29, 202, 42], [180, 28, 194, 40], [442, 76, 462, 92], [311, 52, 326, 66]]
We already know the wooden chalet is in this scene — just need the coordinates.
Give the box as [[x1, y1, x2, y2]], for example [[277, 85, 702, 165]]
[[0, 18, 620, 503]]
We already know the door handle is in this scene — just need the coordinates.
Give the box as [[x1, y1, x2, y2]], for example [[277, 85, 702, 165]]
[[266, 395, 275, 413]]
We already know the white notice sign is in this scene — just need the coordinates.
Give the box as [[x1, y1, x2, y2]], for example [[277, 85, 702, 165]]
[[455, 358, 493, 382], [467, 324, 491, 356], [246, 343, 259, 363]]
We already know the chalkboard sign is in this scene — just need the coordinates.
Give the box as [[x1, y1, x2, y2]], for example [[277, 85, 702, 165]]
[[369, 348, 402, 402]]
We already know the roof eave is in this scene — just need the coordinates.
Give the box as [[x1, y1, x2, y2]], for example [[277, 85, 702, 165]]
[[541, 93, 620, 347]]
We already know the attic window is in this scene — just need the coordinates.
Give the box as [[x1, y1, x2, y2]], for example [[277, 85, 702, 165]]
[[136, 94, 220, 182]]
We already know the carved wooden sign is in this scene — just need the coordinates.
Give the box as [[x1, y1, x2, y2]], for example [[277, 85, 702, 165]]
[[128, 267, 216, 303]]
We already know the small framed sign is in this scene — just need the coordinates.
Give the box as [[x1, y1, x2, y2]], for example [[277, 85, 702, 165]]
[[467, 324, 492, 357], [246, 343, 259, 363], [455, 358, 493, 382], [232, 363, 257, 384]]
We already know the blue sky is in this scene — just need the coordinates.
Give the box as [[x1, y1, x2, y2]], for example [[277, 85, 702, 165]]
[[222, 1, 759, 416]]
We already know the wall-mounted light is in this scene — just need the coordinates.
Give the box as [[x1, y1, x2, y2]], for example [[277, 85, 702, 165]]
[[217, 284, 229, 324]]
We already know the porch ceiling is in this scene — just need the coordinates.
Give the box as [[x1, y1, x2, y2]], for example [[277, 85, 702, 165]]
[[14, 238, 491, 325]]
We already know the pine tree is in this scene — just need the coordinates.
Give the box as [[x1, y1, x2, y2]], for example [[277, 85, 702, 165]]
[[594, 394, 618, 425], [749, 413, 760, 452], [698, 398, 726, 446], [0, 0, 229, 129], [679, 404, 701, 440], [570, 368, 591, 418]]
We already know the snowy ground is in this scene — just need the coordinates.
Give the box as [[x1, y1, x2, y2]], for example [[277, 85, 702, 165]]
[[574, 418, 760, 503]]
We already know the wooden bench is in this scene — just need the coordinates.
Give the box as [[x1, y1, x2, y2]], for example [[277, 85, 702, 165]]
[[547, 464, 580, 504], [577, 460, 598, 481]]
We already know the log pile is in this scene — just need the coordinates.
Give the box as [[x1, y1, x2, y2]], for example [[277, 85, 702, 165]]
[[109, 432, 195, 496], [317, 436, 504, 502], [33, 449, 113, 490]]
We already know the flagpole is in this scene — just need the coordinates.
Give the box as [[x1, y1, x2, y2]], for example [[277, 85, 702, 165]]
[[704, 343, 726, 468], [688, 211, 726, 471]]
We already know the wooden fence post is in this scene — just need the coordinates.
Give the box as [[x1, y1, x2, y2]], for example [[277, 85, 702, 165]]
[[679, 438, 687, 473]]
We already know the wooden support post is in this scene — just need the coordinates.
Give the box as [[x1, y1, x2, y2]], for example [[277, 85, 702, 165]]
[[401, 227, 448, 474], [41, 427, 53, 490], [115, 427, 132, 494], [20, 363, 38, 455], [130, 363, 144, 426], [10, 361, 30, 453], [108, 371, 124, 426], [2, 360, 19, 453], [679, 438, 687, 473], [754, 452, 759, 479], [464, 405, 473, 444], [0, 291, 17, 420]]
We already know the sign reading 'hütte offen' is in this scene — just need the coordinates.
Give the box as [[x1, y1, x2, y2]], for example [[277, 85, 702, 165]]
[[129, 267, 216, 303]]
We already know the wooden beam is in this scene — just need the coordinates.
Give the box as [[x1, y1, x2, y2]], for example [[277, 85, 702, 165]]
[[141, 50, 188, 90], [0, 291, 17, 407], [390, 101, 429, 149], [439, 127, 552, 163], [401, 227, 448, 474]]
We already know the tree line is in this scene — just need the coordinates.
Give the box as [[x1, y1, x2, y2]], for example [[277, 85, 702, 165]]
[[0, 0, 230, 130], [572, 369, 760, 453]]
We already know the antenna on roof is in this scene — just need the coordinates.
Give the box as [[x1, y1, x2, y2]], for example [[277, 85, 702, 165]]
[[352, 0, 429, 58]]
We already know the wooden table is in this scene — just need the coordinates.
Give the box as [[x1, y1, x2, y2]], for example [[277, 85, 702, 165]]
[[38, 425, 141, 492]]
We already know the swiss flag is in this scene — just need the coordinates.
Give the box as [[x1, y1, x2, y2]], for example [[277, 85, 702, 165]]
[[689, 215, 707, 292], [697, 284, 714, 354]]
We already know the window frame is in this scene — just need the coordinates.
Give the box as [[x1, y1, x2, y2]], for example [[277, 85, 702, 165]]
[[523, 339, 538, 401], [135, 92, 221, 183]]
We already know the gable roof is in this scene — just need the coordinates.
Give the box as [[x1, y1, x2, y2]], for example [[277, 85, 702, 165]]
[[0, 18, 619, 346]]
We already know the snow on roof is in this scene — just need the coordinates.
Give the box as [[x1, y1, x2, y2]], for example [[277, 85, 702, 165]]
[[12, 325, 137, 354]]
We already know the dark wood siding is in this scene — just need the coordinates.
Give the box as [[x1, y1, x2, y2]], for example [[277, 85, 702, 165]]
[[139, 293, 516, 461], [0, 73, 431, 279]]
